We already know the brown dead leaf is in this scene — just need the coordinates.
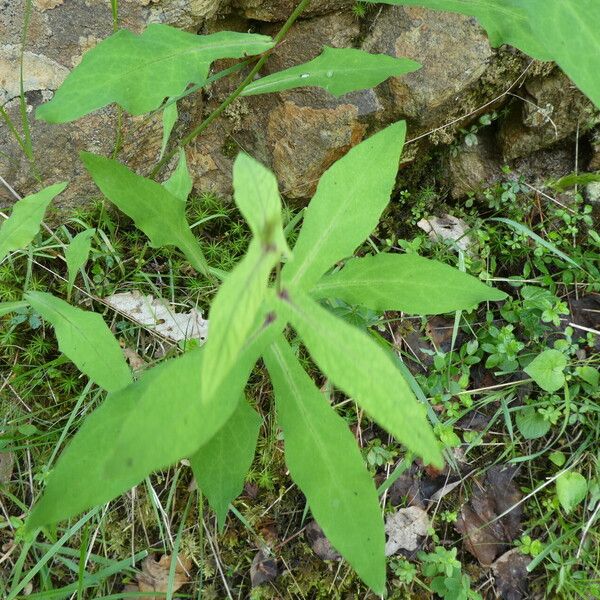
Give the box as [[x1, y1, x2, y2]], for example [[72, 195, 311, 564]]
[[388, 468, 425, 509], [251, 549, 278, 587], [305, 521, 341, 561], [385, 506, 430, 556], [134, 554, 192, 599], [492, 548, 531, 600], [0, 451, 15, 484], [122, 347, 148, 373], [456, 465, 522, 565]]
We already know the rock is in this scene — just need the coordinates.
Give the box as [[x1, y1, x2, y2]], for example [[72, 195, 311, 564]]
[[230, 0, 353, 22], [447, 129, 503, 198], [510, 144, 577, 188], [190, 10, 371, 200], [0, 0, 208, 209], [492, 548, 531, 600], [0, 46, 69, 104], [499, 70, 600, 161], [362, 5, 493, 130], [268, 101, 366, 198]]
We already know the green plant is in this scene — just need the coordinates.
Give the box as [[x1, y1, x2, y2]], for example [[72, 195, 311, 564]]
[[3, 0, 600, 595], [367, 1, 600, 109], [419, 546, 481, 600], [2, 120, 506, 592]]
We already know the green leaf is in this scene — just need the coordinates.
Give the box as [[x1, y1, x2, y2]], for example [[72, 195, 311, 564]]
[[551, 172, 600, 192], [522, 0, 600, 109], [515, 407, 550, 440], [26, 313, 281, 530], [36, 25, 274, 123], [27, 349, 204, 530], [65, 229, 95, 296], [369, 1, 600, 109], [25, 291, 131, 393], [312, 253, 506, 313], [0, 183, 68, 262], [275, 290, 442, 467], [524, 349, 567, 393], [365, 1, 550, 60], [190, 398, 261, 530], [160, 100, 178, 160], [556, 471, 588, 514], [242, 47, 420, 97], [163, 149, 193, 202], [80, 152, 208, 275], [282, 121, 406, 291], [201, 155, 286, 402], [0, 301, 29, 317], [264, 337, 385, 594], [576, 366, 599, 389], [232, 153, 288, 252], [491, 218, 581, 269]]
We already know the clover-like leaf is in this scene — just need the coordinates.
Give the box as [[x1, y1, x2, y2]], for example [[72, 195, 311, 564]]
[[524, 349, 567, 393]]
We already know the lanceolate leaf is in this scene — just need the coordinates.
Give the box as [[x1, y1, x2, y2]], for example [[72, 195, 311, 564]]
[[312, 253, 506, 313], [242, 47, 420, 97], [0, 301, 28, 317], [36, 25, 274, 123], [26, 314, 282, 530], [366, 1, 550, 60], [521, 0, 600, 109], [232, 153, 288, 252], [491, 218, 580, 268], [201, 155, 286, 402], [370, 1, 600, 109], [65, 229, 95, 296], [282, 121, 406, 291], [0, 182, 67, 262], [264, 337, 386, 594], [275, 290, 442, 467], [25, 291, 131, 393], [27, 349, 204, 530], [160, 99, 178, 160], [190, 398, 261, 530], [163, 149, 193, 202], [80, 152, 208, 275]]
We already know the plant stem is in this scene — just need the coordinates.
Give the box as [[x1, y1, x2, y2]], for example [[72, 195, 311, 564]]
[[150, 0, 312, 178]]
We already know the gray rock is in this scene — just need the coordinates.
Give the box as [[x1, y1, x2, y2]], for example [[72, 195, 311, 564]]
[[362, 5, 493, 129], [230, 0, 353, 22], [499, 70, 600, 161], [447, 130, 503, 198]]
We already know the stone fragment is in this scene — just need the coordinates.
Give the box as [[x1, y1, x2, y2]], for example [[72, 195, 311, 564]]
[[447, 130, 503, 198], [362, 6, 493, 128], [0, 45, 69, 104], [267, 100, 366, 198], [499, 70, 600, 160], [231, 0, 353, 22]]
